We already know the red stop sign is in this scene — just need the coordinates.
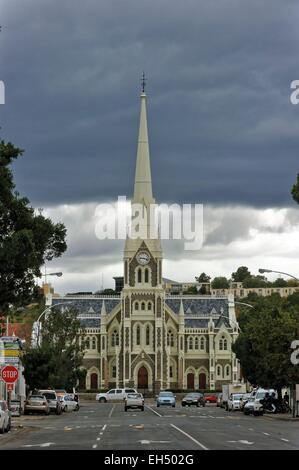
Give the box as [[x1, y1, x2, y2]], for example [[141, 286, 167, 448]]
[[1, 365, 19, 383]]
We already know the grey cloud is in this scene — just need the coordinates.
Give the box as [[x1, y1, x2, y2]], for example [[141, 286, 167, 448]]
[[0, 0, 298, 208]]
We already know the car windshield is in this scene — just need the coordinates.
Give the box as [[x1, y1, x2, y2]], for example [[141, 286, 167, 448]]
[[159, 392, 173, 397], [42, 392, 56, 400], [232, 394, 243, 400]]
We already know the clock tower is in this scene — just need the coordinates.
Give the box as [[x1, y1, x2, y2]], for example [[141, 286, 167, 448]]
[[121, 80, 165, 392]]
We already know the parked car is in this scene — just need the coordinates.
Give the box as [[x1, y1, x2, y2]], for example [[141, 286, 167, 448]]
[[59, 395, 79, 412], [37, 390, 62, 415], [182, 393, 205, 407], [217, 393, 223, 407], [0, 400, 11, 434], [124, 393, 144, 412], [10, 399, 22, 417], [96, 388, 137, 403], [69, 393, 80, 405], [24, 395, 50, 415], [156, 391, 176, 407], [227, 393, 244, 411], [240, 393, 251, 411], [244, 388, 276, 416], [204, 394, 217, 403]]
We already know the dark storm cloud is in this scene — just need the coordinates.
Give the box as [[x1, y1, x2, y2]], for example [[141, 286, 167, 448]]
[[1, 0, 299, 207]]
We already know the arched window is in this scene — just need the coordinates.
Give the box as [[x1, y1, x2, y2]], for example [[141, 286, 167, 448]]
[[135, 301, 139, 311], [112, 330, 119, 347], [147, 301, 152, 310], [225, 365, 230, 377], [144, 268, 149, 283], [141, 302, 146, 311], [219, 336, 227, 350], [200, 337, 205, 350], [146, 325, 150, 346], [188, 337, 193, 350], [86, 337, 90, 350], [167, 330, 174, 347], [219, 338, 223, 350], [217, 365, 222, 377], [92, 337, 97, 350], [136, 325, 141, 345], [194, 337, 199, 350], [138, 268, 142, 283], [223, 338, 228, 350]]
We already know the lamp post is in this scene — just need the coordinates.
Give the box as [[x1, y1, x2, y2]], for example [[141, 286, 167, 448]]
[[259, 268, 298, 417], [34, 302, 73, 347]]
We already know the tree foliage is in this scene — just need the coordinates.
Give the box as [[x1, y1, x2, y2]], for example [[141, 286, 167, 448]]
[[0, 141, 67, 312], [291, 173, 299, 204], [233, 294, 299, 397], [211, 276, 230, 289], [195, 273, 211, 283], [22, 307, 85, 391]]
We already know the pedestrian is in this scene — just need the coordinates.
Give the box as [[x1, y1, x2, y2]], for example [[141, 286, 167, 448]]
[[284, 391, 289, 404]]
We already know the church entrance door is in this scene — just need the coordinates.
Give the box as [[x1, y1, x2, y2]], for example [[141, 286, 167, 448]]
[[187, 373, 195, 389], [199, 373, 206, 390], [138, 366, 148, 388]]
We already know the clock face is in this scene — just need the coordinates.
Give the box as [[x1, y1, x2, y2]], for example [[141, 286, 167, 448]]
[[137, 251, 150, 265]]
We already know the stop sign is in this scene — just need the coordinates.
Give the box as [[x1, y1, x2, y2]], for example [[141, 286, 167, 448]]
[[1, 365, 19, 383]]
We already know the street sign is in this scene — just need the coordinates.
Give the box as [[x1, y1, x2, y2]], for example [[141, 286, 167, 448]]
[[7, 383, 14, 392], [0, 365, 19, 383]]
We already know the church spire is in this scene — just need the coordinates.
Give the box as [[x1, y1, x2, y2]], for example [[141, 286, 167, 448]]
[[133, 74, 154, 206]]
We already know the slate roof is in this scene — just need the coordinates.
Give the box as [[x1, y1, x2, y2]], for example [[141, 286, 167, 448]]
[[165, 298, 229, 317], [52, 297, 120, 316]]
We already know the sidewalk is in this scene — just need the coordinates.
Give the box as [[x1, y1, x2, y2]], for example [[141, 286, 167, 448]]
[[263, 413, 299, 422]]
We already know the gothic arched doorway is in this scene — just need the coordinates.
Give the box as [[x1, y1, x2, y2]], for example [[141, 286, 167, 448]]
[[187, 373, 195, 389], [199, 373, 206, 390], [90, 373, 98, 390], [138, 366, 148, 388]]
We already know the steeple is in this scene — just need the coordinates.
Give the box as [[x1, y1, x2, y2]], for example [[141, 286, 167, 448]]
[[133, 75, 154, 207]]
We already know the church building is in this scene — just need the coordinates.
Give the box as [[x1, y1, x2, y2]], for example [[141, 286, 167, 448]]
[[50, 84, 240, 392]]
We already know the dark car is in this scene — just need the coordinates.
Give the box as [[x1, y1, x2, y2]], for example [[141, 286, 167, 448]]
[[182, 393, 205, 407]]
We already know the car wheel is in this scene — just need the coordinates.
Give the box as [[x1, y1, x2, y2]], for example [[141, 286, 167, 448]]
[[99, 398, 106, 403], [141, 407, 144, 411], [196, 403, 199, 407], [64, 406, 68, 412], [5, 419, 11, 432], [75, 405, 79, 411], [172, 404, 175, 408], [0, 422, 5, 434], [125, 407, 128, 412], [182, 403, 185, 407], [157, 403, 160, 407]]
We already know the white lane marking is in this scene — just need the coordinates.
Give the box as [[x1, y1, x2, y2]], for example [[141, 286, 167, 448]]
[[228, 440, 254, 445], [102, 424, 107, 431], [146, 405, 162, 417], [281, 438, 289, 442], [170, 424, 209, 450], [138, 440, 171, 445], [22, 442, 55, 448], [92, 444, 97, 449], [108, 405, 115, 418], [263, 432, 270, 436], [97, 438, 101, 441]]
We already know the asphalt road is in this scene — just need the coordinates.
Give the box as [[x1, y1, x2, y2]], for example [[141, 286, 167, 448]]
[[0, 401, 298, 450]]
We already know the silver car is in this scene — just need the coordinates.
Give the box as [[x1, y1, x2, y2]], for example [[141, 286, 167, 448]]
[[38, 390, 62, 415], [124, 393, 144, 412], [0, 400, 11, 434], [24, 395, 50, 415]]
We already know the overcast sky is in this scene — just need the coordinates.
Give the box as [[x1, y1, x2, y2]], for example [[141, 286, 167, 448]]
[[1, 0, 299, 293]]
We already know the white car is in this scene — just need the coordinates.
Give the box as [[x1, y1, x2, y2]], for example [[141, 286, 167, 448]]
[[59, 395, 79, 412], [244, 388, 276, 416], [96, 388, 137, 403], [124, 393, 144, 412], [0, 400, 11, 434], [227, 393, 244, 411]]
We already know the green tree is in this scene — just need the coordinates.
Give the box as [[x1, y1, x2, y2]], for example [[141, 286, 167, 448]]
[[0, 141, 67, 312], [195, 273, 211, 283], [291, 173, 299, 204], [272, 277, 288, 288], [183, 285, 198, 295], [242, 275, 269, 288], [211, 277, 230, 289], [231, 266, 251, 282], [22, 307, 84, 391], [233, 296, 299, 399]]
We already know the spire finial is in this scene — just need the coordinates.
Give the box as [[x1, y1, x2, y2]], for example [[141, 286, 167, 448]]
[[141, 71, 146, 94]]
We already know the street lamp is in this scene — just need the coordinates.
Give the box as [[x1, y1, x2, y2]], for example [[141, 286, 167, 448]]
[[33, 302, 73, 347], [258, 268, 298, 281], [234, 301, 255, 309]]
